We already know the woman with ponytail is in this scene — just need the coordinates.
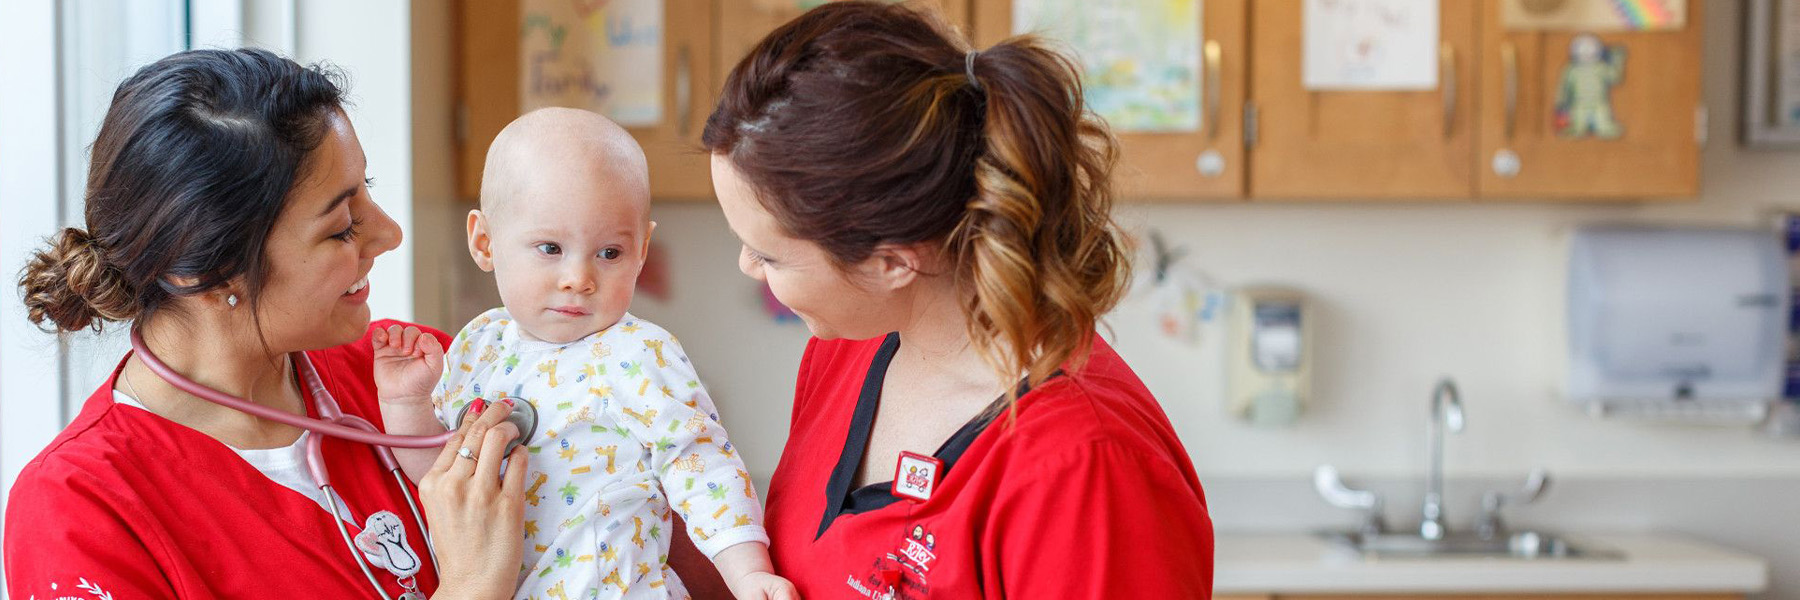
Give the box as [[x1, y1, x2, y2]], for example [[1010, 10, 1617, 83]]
[[702, 2, 1213, 597]]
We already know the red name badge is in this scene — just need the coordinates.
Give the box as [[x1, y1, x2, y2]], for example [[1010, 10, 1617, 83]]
[[892, 451, 943, 503]]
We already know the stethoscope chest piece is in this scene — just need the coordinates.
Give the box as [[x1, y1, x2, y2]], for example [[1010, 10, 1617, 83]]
[[450, 398, 539, 456]]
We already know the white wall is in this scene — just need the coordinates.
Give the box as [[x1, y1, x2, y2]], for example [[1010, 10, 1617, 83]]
[[628, 1, 1800, 485], [0, 1, 70, 553]]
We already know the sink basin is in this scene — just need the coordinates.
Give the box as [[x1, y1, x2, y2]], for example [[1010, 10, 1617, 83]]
[[1319, 530, 1622, 560]]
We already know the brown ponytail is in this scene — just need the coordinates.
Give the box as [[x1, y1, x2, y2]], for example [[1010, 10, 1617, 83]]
[[954, 39, 1131, 391], [703, 1, 1130, 392]]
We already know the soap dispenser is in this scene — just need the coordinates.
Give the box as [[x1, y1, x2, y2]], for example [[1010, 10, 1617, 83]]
[[1226, 287, 1312, 426]]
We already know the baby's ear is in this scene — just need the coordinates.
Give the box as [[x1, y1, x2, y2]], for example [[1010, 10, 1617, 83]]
[[467, 210, 496, 272], [641, 221, 657, 257]]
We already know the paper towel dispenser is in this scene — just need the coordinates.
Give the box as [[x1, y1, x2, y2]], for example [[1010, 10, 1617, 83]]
[[1567, 226, 1787, 417]]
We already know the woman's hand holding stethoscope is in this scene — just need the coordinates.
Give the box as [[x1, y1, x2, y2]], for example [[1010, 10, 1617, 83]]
[[418, 398, 529, 600]]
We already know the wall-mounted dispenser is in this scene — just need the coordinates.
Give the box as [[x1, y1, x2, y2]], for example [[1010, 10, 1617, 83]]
[[1227, 287, 1311, 427], [1567, 226, 1787, 422]]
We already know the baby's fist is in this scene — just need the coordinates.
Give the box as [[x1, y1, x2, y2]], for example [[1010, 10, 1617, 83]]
[[372, 324, 444, 404]]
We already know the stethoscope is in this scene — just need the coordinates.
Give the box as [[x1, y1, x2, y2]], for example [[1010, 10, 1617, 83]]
[[129, 330, 539, 600]]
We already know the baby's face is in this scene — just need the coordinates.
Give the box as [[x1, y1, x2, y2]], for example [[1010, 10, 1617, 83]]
[[483, 181, 650, 344]]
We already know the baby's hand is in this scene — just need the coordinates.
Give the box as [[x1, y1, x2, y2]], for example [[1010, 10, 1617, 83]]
[[372, 324, 444, 405], [729, 572, 799, 600]]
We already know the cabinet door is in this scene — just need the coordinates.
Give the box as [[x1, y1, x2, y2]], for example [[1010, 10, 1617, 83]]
[[971, 0, 1246, 200], [646, 0, 718, 200], [719, 0, 970, 79], [455, 0, 518, 201], [455, 0, 716, 201], [1476, 0, 1702, 199], [1248, 0, 1478, 200]]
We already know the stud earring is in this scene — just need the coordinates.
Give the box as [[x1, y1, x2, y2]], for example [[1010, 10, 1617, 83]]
[[226, 294, 238, 308]]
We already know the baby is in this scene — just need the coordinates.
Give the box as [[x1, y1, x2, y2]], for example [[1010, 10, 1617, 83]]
[[372, 108, 792, 600]]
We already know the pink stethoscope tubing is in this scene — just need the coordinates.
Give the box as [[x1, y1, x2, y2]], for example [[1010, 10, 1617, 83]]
[[127, 328, 457, 599], [128, 330, 456, 451]]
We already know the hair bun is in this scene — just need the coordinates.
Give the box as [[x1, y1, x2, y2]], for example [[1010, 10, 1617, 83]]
[[19, 227, 138, 332]]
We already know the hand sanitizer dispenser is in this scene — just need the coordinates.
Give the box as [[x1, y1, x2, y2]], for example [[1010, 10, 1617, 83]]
[[1567, 226, 1787, 420], [1227, 287, 1311, 426]]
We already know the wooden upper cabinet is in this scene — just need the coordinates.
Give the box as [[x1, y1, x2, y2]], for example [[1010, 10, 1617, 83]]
[[718, 0, 971, 78], [457, 0, 1708, 204], [454, 0, 518, 201], [646, 0, 717, 200], [1249, 0, 1478, 200], [1476, 0, 1702, 199], [972, 0, 1247, 200], [455, 0, 716, 201]]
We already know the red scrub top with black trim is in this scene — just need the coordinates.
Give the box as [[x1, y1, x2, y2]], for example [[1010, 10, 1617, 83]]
[[765, 333, 1215, 599], [4, 320, 448, 599]]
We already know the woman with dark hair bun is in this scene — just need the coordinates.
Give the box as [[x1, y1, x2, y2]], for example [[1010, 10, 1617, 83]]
[[6, 48, 526, 599], [703, 1, 1214, 597]]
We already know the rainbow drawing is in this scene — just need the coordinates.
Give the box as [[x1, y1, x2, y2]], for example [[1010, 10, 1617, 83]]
[[1609, 0, 1679, 30]]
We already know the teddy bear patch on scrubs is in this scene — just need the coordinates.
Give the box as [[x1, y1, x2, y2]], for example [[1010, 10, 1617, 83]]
[[1555, 33, 1627, 139]]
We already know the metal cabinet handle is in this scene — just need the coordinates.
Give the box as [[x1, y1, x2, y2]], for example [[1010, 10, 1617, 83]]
[[1204, 40, 1222, 141], [1501, 41, 1518, 140], [676, 45, 692, 138], [1440, 42, 1456, 138]]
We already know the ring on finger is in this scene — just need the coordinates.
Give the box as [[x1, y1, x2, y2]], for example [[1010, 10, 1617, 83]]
[[457, 446, 477, 461]]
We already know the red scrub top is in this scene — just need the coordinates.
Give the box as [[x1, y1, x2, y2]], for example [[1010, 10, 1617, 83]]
[[766, 333, 1215, 599], [4, 321, 449, 599]]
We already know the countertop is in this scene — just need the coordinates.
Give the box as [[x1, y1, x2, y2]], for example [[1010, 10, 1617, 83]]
[[1214, 532, 1770, 594]]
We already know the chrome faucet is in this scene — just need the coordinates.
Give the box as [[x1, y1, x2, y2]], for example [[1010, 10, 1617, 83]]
[[1421, 378, 1465, 541], [1475, 468, 1549, 540]]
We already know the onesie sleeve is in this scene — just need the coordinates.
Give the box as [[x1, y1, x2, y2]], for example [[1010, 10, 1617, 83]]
[[605, 323, 768, 558]]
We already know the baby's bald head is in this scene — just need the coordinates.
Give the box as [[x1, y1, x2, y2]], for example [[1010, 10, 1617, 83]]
[[469, 108, 656, 344], [479, 107, 650, 228]]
